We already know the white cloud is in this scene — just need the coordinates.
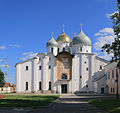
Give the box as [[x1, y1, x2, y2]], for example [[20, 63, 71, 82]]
[[21, 52, 38, 61], [0, 46, 6, 50], [106, 11, 119, 18], [9, 44, 20, 48], [98, 52, 114, 60], [94, 28, 116, 60], [94, 28, 114, 37]]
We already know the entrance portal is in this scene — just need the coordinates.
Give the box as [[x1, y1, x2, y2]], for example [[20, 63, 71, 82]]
[[61, 84, 67, 93]]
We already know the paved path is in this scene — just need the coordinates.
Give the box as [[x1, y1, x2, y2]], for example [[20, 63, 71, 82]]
[[0, 108, 30, 113], [29, 94, 108, 113], [0, 94, 112, 113]]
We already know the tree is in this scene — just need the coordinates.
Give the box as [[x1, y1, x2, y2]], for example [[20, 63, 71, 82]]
[[102, 0, 120, 99], [0, 69, 5, 87]]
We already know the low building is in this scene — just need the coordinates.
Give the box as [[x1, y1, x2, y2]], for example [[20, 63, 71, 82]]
[[105, 62, 120, 94], [0, 82, 16, 93], [93, 69, 108, 94]]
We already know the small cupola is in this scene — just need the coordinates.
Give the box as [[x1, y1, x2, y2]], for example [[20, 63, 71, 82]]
[[46, 32, 58, 47]]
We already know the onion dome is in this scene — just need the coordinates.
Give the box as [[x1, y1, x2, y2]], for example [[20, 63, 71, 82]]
[[46, 32, 58, 47], [57, 24, 71, 43], [72, 24, 91, 46]]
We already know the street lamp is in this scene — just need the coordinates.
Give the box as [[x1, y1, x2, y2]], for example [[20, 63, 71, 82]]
[[116, 68, 119, 99], [115, 62, 120, 99], [116, 62, 120, 99]]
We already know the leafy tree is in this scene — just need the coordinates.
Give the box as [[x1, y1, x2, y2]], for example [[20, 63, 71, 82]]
[[0, 69, 5, 87], [102, 0, 120, 99], [102, 0, 120, 69]]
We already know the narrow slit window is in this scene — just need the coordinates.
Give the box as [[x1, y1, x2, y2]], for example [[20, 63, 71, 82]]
[[26, 66, 28, 70], [63, 48, 65, 51], [26, 82, 28, 90], [51, 48, 53, 54], [49, 65, 51, 69], [39, 66, 42, 70], [39, 81, 41, 90], [80, 47, 82, 51], [57, 48, 59, 54], [49, 82, 51, 90]]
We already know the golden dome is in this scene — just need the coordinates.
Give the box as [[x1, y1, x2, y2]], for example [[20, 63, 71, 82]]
[[57, 25, 71, 43]]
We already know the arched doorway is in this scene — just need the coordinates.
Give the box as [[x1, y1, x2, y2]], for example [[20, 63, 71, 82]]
[[61, 84, 67, 93]]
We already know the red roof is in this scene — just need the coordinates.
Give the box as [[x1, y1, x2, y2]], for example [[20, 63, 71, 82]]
[[4, 82, 10, 87]]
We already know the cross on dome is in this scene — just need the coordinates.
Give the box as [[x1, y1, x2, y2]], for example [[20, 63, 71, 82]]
[[80, 24, 83, 31], [51, 32, 53, 37], [62, 24, 64, 33], [74, 32, 76, 37]]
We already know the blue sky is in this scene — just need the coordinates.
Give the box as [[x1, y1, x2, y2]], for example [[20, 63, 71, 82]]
[[0, 0, 117, 84]]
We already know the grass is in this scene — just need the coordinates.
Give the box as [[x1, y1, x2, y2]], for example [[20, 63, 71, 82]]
[[0, 95, 59, 108], [88, 99, 120, 113]]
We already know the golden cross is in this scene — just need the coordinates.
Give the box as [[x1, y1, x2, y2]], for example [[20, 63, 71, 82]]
[[74, 32, 76, 37], [80, 24, 83, 31], [51, 32, 53, 37], [62, 24, 64, 33]]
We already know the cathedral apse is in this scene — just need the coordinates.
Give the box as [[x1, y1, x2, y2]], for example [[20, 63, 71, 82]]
[[56, 52, 72, 80]]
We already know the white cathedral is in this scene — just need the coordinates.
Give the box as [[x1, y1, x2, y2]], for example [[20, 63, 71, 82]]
[[16, 25, 109, 94]]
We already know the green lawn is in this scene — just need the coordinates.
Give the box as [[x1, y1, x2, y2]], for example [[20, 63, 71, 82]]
[[88, 99, 120, 113], [0, 95, 59, 108]]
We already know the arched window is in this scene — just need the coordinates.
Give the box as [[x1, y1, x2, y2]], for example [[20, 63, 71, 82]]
[[80, 47, 82, 51], [39, 65, 42, 70], [51, 47, 53, 54], [62, 74, 67, 79], [63, 48, 65, 51], [26, 82, 28, 90], [26, 66, 28, 70], [49, 82, 51, 90], [39, 81, 41, 90], [57, 48, 59, 54]]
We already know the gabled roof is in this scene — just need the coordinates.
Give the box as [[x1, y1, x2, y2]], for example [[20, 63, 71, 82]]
[[93, 69, 105, 82], [96, 56, 109, 63], [15, 57, 37, 67], [4, 82, 11, 87]]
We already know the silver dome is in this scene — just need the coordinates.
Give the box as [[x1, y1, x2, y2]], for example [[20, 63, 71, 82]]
[[46, 36, 58, 47], [72, 30, 91, 46]]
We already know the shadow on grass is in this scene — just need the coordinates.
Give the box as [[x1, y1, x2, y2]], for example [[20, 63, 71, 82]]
[[0, 95, 59, 108]]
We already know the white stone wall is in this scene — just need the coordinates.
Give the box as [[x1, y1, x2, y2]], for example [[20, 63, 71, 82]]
[[97, 76, 106, 94], [71, 53, 108, 93], [16, 59, 33, 92]]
